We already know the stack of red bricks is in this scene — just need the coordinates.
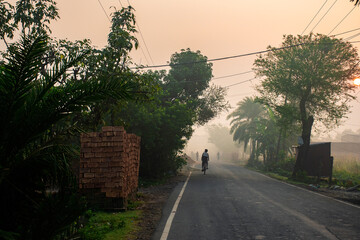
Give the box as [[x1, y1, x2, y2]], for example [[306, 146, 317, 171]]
[[79, 126, 141, 199]]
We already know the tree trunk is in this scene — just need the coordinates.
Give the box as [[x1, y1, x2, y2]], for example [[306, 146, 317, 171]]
[[275, 129, 283, 163], [292, 94, 314, 177], [292, 115, 314, 177], [249, 139, 256, 165]]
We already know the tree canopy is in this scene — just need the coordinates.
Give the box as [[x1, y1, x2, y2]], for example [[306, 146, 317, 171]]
[[0, 1, 153, 238], [109, 49, 229, 178], [253, 33, 360, 175]]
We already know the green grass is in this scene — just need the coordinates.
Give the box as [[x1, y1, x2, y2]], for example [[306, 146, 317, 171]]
[[332, 156, 360, 187], [248, 156, 360, 188], [79, 210, 141, 240]]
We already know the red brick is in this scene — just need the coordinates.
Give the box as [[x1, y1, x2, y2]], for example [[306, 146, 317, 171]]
[[81, 147, 91, 153], [108, 161, 122, 167], [81, 137, 91, 143], [84, 152, 95, 158], [95, 172, 107, 178], [88, 162, 99, 168], [91, 137, 101, 143], [83, 183, 94, 188], [99, 167, 110, 173], [102, 126, 114, 132], [80, 178, 96, 184], [80, 168, 91, 173], [94, 182, 104, 188], [105, 131, 114, 137], [84, 173, 95, 178]]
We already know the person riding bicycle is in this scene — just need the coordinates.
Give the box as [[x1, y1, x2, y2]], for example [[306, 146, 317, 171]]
[[201, 149, 209, 171]]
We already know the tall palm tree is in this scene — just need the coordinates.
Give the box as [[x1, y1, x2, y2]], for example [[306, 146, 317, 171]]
[[227, 97, 266, 163], [0, 34, 136, 239]]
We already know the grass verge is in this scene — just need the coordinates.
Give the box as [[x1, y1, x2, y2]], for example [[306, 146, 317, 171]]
[[79, 210, 141, 240]]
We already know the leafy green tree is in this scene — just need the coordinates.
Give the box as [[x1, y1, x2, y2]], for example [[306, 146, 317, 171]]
[[164, 48, 212, 100], [164, 48, 229, 125], [110, 50, 228, 179], [104, 70, 193, 178], [48, 7, 157, 132], [0, 0, 58, 48], [253, 34, 360, 176]]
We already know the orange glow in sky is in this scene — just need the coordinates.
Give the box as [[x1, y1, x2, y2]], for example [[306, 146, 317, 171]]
[[354, 78, 360, 86]]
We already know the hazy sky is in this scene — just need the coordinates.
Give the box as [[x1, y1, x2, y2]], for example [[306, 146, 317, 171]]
[[5, 0, 360, 152], [50, 0, 360, 152]]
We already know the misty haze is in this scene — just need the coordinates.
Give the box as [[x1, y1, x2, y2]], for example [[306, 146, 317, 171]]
[[1, 0, 360, 239]]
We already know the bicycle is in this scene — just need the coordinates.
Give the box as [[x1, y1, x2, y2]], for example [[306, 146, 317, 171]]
[[202, 161, 208, 175]]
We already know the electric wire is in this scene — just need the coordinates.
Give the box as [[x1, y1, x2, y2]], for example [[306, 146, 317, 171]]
[[212, 70, 253, 80], [332, 27, 360, 37], [224, 78, 256, 88], [91, 2, 360, 93], [310, 0, 338, 33], [345, 32, 360, 41], [301, 0, 328, 35], [127, 0, 155, 65], [97, 0, 111, 22], [328, 6, 356, 35], [135, 24, 154, 65], [138, 46, 151, 65], [132, 42, 307, 69], [228, 92, 255, 98]]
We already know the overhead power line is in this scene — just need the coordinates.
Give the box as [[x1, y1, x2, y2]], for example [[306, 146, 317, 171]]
[[127, 0, 155, 65], [310, 0, 338, 33], [345, 32, 360, 41], [224, 78, 256, 88], [212, 70, 253, 80], [132, 42, 307, 69], [328, 6, 356, 35], [135, 24, 154, 65], [97, 0, 111, 22], [332, 27, 360, 37], [301, 0, 328, 35]]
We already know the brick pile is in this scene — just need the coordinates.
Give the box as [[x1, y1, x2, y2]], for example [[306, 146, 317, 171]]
[[79, 126, 141, 201]]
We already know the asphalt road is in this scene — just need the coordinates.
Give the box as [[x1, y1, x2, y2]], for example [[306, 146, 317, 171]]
[[153, 162, 360, 240]]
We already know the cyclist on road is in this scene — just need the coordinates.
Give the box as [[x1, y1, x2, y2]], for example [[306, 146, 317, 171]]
[[201, 149, 209, 171]]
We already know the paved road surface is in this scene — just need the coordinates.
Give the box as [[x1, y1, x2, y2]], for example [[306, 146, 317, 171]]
[[153, 162, 360, 240]]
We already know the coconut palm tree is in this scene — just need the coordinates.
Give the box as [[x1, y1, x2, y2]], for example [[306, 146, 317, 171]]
[[227, 97, 266, 164]]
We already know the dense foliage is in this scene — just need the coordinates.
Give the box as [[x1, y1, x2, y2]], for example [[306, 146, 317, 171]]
[[107, 49, 229, 179], [227, 97, 297, 168], [0, 1, 152, 239], [253, 34, 360, 175], [0, 1, 229, 238]]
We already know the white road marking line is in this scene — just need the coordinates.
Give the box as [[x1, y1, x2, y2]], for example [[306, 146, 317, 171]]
[[160, 171, 192, 240]]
